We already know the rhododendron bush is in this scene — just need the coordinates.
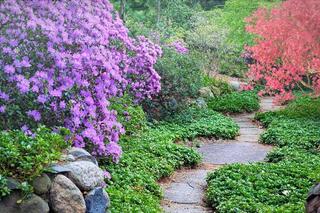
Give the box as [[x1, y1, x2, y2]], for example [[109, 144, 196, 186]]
[[0, 0, 161, 161], [246, 0, 320, 102]]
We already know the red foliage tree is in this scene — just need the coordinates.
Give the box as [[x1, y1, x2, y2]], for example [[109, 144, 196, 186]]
[[245, 0, 320, 102]]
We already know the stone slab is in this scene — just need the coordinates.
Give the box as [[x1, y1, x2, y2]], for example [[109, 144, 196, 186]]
[[162, 203, 212, 213], [163, 182, 204, 204], [198, 142, 272, 164]]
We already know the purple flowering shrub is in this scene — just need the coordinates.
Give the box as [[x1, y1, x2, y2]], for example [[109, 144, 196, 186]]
[[0, 0, 161, 161], [169, 41, 189, 54]]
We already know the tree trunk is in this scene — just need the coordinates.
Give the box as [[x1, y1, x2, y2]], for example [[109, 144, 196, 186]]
[[156, 0, 161, 27], [120, 0, 126, 22]]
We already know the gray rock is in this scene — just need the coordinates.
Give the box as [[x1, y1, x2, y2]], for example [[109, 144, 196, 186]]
[[50, 175, 86, 213], [230, 80, 241, 91], [85, 187, 110, 213], [6, 178, 20, 190], [195, 98, 207, 108], [0, 191, 49, 213], [199, 87, 214, 98], [20, 194, 49, 213], [60, 154, 76, 162], [306, 183, 320, 213], [49, 164, 71, 174], [65, 161, 105, 191], [210, 85, 221, 96], [167, 98, 178, 110], [68, 147, 91, 157], [68, 147, 98, 165], [0, 191, 22, 212], [32, 174, 51, 195]]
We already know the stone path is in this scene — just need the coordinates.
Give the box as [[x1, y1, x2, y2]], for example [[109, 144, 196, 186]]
[[160, 97, 282, 213]]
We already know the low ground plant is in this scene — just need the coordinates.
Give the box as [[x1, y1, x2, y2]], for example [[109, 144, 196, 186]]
[[103, 107, 239, 212], [207, 149, 320, 212], [207, 91, 259, 113], [207, 95, 320, 212], [0, 127, 69, 197]]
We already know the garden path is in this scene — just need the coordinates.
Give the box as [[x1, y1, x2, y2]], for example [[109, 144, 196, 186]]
[[160, 97, 282, 213]]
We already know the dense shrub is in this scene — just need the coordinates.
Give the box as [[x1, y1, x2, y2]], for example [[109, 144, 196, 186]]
[[246, 0, 320, 102], [206, 150, 320, 213], [200, 0, 281, 77], [203, 76, 233, 95], [207, 91, 259, 113], [103, 107, 238, 212], [0, 127, 69, 198], [0, 127, 69, 182], [110, 94, 147, 136], [0, 175, 10, 198], [0, 0, 161, 160], [186, 10, 230, 73], [143, 48, 205, 119]]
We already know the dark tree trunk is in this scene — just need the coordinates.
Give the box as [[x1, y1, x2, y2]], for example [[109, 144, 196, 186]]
[[120, 0, 126, 22], [156, 0, 161, 27]]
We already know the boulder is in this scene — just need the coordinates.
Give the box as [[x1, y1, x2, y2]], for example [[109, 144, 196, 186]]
[[0, 191, 22, 212], [167, 98, 178, 110], [0, 191, 49, 213], [85, 187, 110, 213], [306, 183, 320, 213], [210, 85, 221, 96], [199, 87, 214, 98], [60, 154, 76, 162], [64, 161, 105, 191], [195, 98, 207, 108], [32, 174, 51, 195], [6, 178, 20, 190], [230, 80, 241, 91], [68, 147, 98, 165], [20, 194, 49, 213], [49, 164, 71, 174], [50, 175, 86, 213]]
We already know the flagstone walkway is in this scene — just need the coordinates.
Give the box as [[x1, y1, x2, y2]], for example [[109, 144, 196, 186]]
[[160, 97, 281, 213]]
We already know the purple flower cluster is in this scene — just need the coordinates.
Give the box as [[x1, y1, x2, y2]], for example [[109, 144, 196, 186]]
[[0, 0, 161, 161], [169, 41, 189, 54]]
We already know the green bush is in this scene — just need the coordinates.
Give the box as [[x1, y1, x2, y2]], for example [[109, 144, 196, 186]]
[[0, 127, 69, 181], [197, 0, 281, 77], [110, 94, 147, 135], [208, 91, 260, 113], [104, 107, 239, 212], [203, 76, 233, 95], [0, 126, 69, 198], [206, 150, 320, 213], [0, 175, 10, 198], [143, 48, 205, 119]]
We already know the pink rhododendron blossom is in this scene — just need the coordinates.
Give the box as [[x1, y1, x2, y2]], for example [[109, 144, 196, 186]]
[[0, 0, 161, 161]]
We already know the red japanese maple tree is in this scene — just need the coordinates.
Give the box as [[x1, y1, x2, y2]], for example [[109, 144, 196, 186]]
[[245, 0, 320, 102]]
